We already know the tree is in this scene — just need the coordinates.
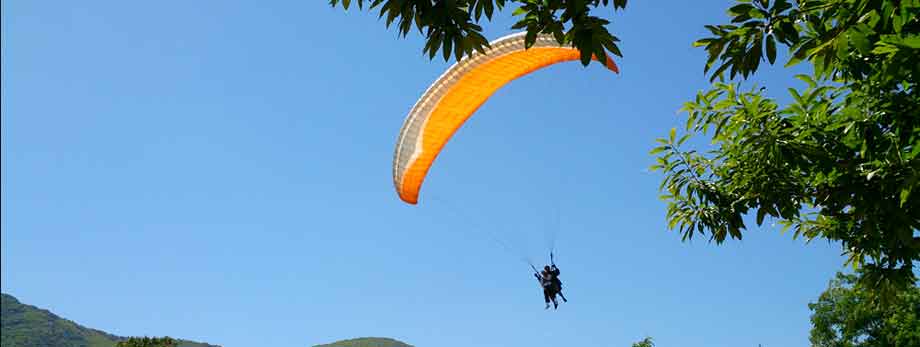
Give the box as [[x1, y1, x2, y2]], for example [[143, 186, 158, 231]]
[[808, 271, 920, 347], [116, 336, 178, 347], [650, 0, 920, 288], [328, 0, 627, 66], [632, 337, 655, 347]]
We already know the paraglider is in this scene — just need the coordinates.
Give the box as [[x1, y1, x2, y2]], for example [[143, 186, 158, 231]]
[[391, 31, 619, 311], [391, 31, 619, 205]]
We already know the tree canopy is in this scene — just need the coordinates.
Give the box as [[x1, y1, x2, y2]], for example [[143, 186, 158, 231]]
[[808, 271, 920, 347], [116, 336, 178, 347], [631, 337, 655, 347], [651, 0, 919, 288]]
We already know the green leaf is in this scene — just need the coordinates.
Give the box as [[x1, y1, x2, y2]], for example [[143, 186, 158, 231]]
[[650, 145, 671, 155], [849, 29, 871, 55], [427, 31, 443, 59], [525, 29, 537, 49], [579, 43, 592, 65], [484, 1, 495, 19], [872, 42, 899, 55], [901, 35, 920, 49], [693, 38, 714, 47], [454, 36, 464, 61], [442, 33, 453, 61], [728, 4, 755, 16], [795, 74, 817, 88], [766, 34, 777, 64], [709, 61, 732, 82], [602, 38, 622, 57]]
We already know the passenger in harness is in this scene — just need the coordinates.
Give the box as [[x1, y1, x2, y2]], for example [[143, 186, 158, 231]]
[[534, 260, 567, 309], [535, 266, 557, 309]]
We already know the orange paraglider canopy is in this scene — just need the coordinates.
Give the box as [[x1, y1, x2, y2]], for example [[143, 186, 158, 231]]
[[392, 32, 619, 204]]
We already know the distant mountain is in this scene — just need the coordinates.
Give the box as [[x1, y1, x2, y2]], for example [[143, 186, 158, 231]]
[[1, 293, 219, 347], [314, 337, 413, 347]]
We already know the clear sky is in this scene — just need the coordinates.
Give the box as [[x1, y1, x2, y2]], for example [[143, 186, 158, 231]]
[[2, 1, 849, 347]]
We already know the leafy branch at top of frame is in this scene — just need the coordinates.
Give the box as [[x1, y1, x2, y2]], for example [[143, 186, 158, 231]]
[[329, 0, 628, 67]]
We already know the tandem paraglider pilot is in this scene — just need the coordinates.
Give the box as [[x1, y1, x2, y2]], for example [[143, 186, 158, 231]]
[[534, 258, 567, 310]]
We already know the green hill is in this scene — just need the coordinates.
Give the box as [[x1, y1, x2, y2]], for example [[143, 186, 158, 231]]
[[1, 293, 219, 347], [314, 337, 413, 347]]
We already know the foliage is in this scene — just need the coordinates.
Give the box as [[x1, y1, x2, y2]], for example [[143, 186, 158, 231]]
[[1, 293, 219, 347], [651, 0, 920, 289], [117, 337, 178, 347], [328, 0, 627, 66], [314, 337, 414, 347], [808, 271, 920, 347], [631, 336, 654, 347]]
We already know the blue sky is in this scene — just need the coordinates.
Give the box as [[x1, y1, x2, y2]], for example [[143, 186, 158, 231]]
[[2, 1, 848, 347]]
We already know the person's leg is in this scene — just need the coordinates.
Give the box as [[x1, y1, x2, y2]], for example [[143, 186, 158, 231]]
[[543, 288, 551, 309]]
